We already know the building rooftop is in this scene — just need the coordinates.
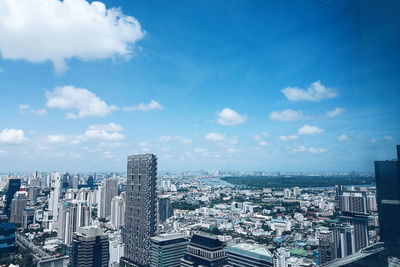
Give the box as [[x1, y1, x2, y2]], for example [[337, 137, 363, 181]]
[[226, 243, 273, 262], [151, 233, 187, 243]]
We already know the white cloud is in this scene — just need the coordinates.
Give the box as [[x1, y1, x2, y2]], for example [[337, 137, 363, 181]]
[[123, 100, 163, 111], [46, 135, 68, 143], [337, 134, 349, 142], [279, 135, 298, 142], [298, 125, 324, 135], [384, 135, 394, 141], [194, 147, 209, 156], [290, 146, 307, 153], [82, 123, 124, 141], [0, 128, 28, 144], [0, 0, 145, 73], [253, 132, 269, 141], [46, 86, 116, 119], [282, 81, 337, 102], [19, 104, 47, 115], [308, 147, 327, 154], [258, 141, 271, 146], [217, 108, 247, 126], [326, 107, 345, 118], [269, 109, 304, 121], [227, 148, 239, 153], [205, 132, 226, 142]]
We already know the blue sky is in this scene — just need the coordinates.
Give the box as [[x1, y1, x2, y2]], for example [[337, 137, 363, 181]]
[[0, 0, 399, 172]]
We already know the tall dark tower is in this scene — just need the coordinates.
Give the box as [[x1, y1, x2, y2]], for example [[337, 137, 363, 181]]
[[374, 145, 400, 258], [122, 154, 157, 267], [4, 178, 21, 218]]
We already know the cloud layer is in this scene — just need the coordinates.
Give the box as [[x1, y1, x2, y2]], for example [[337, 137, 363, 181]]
[[270, 109, 304, 121], [282, 81, 337, 102], [0, 0, 145, 73], [217, 108, 247, 126], [0, 129, 27, 144]]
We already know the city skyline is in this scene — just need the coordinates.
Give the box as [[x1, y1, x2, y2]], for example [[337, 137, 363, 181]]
[[1, 0, 399, 172]]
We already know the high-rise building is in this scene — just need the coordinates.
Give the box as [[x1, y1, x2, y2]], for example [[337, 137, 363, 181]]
[[22, 208, 36, 229], [180, 232, 227, 267], [225, 243, 273, 267], [374, 145, 400, 258], [111, 195, 125, 229], [292, 187, 300, 197], [340, 212, 369, 252], [150, 233, 189, 267], [335, 224, 356, 258], [70, 226, 109, 267], [48, 172, 62, 220], [28, 186, 39, 203], [339, 191, 367, 213], [335, 185, 344, 201], [159, 197, 173, 223], [98, 178, 118, 219], [283, 188, 291, 199], [109, 238, 124, 267], [0, 222, 16, 254], [10, 191, 28, 225], [58, 200, 91, 245], [366, 194, 377, 212], [319, 230, 337, 265], [4, 178, 21, 218], [122, 154, 158, 267]]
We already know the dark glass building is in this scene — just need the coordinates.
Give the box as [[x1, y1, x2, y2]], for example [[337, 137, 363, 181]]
[[159, 197, 173, 223], [0, 222, 16, 254], [374, 145, 400, 258], [122, 154, 158, 267], [181, 232, 227, 267], [70, 226, 109, 267], [150, 233, 189, 267], [4, 178, 21, 218]]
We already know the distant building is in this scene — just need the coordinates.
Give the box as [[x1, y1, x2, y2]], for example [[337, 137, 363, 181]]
[[181, 232, 227, 267], [109, 238, 124, 267], [10, 191, 28, 225], [70, 226, 109, 267], [319, 230, 337, 265], [340, 212, 369, 252], [122, 154, 158, 266], [22, 208, 36, 229], [150, 233, 188, 267], [374, 145, 400, 258], [366, 195, 377, 212], [225, 243, 273, 267], [339, 191, 367, 213], [4, 178, 21, 218], [273, 247, 290, 267], [111, 195, 125, 229], [335, 185, 344, 201], [159, 197, 174, 223], [98, 178, 118, 219]]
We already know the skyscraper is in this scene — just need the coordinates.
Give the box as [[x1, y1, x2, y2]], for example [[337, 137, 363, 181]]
[[98, 178, 118, 219], [122, 154, 157, 267], [319, 230, 337, 265], [4, 178, 21, 218], [339, 191, 367, 213], [111, 195, 125, 229], [158, 197, 173, 223], [335, 224, 356, 258], [10, 191, 28, 226], [70, 226, 109, 267], [374, 145, 400, 258], [340, 211, 369, 252], [48, 172, 62, 220]]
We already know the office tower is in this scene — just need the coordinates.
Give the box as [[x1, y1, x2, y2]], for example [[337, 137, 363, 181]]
[[319, 230, 337, 265], [340, 212, 369, 252], [4, 178, 21, 218], [225, 243, 273, 267], [180, 232, 227, 267], [70, 226, 109, 267], [367, 194, 377, 212], [335, 185, 344, 201], [109, 238, 124, 267], [86, 175, 94, 190], [374, 145, 400, 258], [158, 197, 173, 223], [58, 200, 91, 245], [335, 224, 356, 258], [150, 234, 189, 267], [283, 188, 291, 199], [292, 186, 300, 197], [49, 172, 62, 220], [28, 186, 39, 203], [0, 222, 16, 254], [111, 195, 125, 229], [72, 175, 79, 189], [273, 247, 290, 267], [22, 208, 36, 229], [122, 154, 158, 267], [10, 191, 28, 225], [339, 191, 367, 213], [98, 178, 118, 219]]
